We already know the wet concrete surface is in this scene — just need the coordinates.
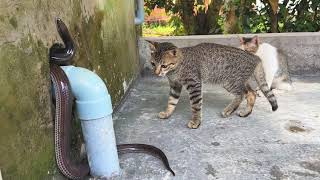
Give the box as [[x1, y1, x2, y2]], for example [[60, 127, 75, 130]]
[[112, 76, 320, 180]]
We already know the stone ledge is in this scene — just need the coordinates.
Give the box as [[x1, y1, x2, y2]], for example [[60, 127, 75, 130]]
[[140, 32, 320, 76]]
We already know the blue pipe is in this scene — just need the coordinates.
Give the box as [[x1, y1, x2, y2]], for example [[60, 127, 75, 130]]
[[61, 65, 120, 178], [135, 0, 144, 25]]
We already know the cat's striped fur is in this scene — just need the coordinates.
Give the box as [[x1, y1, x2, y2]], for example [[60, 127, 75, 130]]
[[148, 41, 278, 129]]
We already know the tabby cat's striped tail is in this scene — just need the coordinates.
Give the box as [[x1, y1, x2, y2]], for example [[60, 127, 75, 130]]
[[254, 62, 278, 111]]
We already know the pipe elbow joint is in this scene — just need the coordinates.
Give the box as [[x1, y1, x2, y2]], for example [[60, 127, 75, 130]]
[[61, 66, 112, 120]]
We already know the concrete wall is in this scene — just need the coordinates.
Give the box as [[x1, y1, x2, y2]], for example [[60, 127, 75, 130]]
[[141, 32, 320, 76], [0, 0, 139, 179]]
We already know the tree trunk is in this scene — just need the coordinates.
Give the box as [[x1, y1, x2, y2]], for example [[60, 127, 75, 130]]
[[281, 0, 290, 31], [270, 12, 278, 33], [206, 0, 223, 34], [239, 0, 246, 33], [223, 3, 240, 34], [262, 0, 278, 32], [177, 0, 223, 35], [177, 0, 196, 34]]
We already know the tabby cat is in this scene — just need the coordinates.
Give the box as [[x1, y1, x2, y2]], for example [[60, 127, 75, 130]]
[[239, 35, 292, 90], [147, 41, 278, 129]]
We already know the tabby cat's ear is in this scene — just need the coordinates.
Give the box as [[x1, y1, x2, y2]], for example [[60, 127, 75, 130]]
[[251, 35, 259, 45], [239, 37, 245, 44], [167, 48, 179, 57], [146, 40, 158, 53]]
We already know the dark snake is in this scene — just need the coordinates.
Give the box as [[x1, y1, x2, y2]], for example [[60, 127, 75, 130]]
[[49, 18, 175, 179]]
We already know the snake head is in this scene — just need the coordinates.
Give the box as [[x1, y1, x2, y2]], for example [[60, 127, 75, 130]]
[[49, 18, 75, 66]]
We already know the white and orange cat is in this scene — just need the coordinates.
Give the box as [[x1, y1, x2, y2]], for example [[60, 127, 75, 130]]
[[239, 35, 292, 91]]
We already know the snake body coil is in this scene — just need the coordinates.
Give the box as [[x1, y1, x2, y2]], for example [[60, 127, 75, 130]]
[[50, 64, 90, 179], [50, 18, 175, 179]]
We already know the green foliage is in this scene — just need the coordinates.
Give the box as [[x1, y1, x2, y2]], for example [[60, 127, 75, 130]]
[[143, 0, 320, 36], [143, 24, 174, 36], [279, 0, 320, 32], [143, 15, 186, 36], [245, 7, 270, 33], [168, 15, 186, 35], [217, 16, 225, 33]]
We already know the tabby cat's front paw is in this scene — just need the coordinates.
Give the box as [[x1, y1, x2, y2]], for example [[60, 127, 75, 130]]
[[158, 111, 170, 119], [237, 110, 252, 117], [187, 120, 201, 129], [221, 111, 232, 118]]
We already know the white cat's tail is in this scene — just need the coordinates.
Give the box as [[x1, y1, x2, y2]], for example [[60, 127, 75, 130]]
[[255, 43, 279, 89]]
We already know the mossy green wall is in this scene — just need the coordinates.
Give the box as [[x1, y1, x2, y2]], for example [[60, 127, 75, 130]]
[[0, 0, 139, 179]]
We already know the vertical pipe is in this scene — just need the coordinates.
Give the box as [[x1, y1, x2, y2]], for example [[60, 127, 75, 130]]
[[61, 66, 120, 178], [135, 0, 145, 25], [81, 116, 119, 177]]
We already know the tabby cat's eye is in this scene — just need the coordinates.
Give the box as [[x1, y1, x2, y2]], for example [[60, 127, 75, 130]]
[[161, 65, 168, 68], [151, 62, 155, 66]]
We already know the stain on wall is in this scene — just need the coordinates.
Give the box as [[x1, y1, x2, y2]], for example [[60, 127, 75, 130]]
[[0, 0, 139, 178]]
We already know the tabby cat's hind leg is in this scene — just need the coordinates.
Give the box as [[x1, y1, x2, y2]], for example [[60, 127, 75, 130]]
[[222, 94, 243, 118], [238, 85, 256, 117]]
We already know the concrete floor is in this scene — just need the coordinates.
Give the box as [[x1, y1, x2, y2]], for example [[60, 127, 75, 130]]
[[112, 76, 320, 180]]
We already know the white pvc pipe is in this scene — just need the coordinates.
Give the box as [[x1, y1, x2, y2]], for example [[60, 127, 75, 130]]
[[61, 66, 120, 178]]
